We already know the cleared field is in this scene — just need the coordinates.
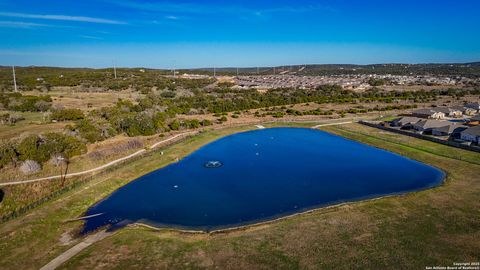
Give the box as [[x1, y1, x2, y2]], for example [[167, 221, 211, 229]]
[[0, 110, 71, 139], [23, 88, 143, 111], [0, 123, 479, 270]]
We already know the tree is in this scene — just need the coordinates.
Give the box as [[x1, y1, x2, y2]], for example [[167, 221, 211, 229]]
[[17, 135, 48, 162], [76, 119, 104, 143]]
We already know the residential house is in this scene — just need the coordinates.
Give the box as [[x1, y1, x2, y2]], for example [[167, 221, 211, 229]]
[[431, 123, 466, 136], [412, 119, 450, 133], [465, 102, 480, 111], [467, 115, 480, 126], [391, 116, 421, 128], [460, 126, 480, 144], [431, 107, 463, 118], [412, 109, 445, 119], [451, 105, 477, 116]]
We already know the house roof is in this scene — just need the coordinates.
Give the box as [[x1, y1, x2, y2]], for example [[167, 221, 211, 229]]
[[470, 115, 480, 121], [431, 107, 461, 114], [392, 116, 421, 126], [461, 126, 480, 137], [413, 119, 450, 129], [413, 109, 437, 115], [450, 105, 466, 111], [432, 124, 462, 134], [465, 102, 480, 109], [451, 105, 476, 112]]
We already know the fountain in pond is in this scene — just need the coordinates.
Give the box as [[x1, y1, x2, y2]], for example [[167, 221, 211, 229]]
[[204, 161, 223, 168]]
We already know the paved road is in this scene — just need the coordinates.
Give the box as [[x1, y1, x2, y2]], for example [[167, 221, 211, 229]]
[[39, 230, 111, 270], [0, 131, 197, 187]]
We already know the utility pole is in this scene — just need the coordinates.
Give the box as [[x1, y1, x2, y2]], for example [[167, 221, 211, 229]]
[[236, 67, 239, 77], [12, 66, 18, 92], [173, 64, 176, 79], [113, 61, 117, 79], [273, 67, 276, 75], [213, 67, 216, 77]]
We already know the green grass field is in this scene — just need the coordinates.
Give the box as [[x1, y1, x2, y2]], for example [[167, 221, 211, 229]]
[[0, 123, 479, 270]]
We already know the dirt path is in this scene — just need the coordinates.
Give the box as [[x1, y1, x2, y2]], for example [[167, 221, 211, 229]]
[[39, 230, 112, 270], [311, 121, 354, 129]]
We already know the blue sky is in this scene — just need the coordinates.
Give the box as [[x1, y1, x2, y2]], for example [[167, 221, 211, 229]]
[[0, 0, 479, 68]]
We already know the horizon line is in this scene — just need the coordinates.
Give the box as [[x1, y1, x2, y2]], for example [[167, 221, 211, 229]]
[[2, 61, 479, 70]]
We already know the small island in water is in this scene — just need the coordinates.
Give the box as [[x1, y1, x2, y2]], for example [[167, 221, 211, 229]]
[[82, 128, 444, 233]]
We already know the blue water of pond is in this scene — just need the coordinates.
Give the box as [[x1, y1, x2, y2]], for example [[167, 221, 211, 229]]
[[82, 128, 444, 233]]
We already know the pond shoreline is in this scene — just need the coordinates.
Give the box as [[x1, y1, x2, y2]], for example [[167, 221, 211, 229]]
[[81, 127, 445, 235]]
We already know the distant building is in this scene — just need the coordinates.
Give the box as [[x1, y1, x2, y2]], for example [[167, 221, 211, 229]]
[[467, 115, 480, 126], [412, 109, 445, 119], [465, 102, 480, 111], [460, 126, 480, 143], [451, 106, 477, 116], [431, 107, 463, 118]]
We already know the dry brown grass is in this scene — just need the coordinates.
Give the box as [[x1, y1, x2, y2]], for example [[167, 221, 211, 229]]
[[24, 88, 143, 111]]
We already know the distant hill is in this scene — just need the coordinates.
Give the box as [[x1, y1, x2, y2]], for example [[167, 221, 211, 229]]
[[1, 62, 480, 78], [196, 62, 480, 77]]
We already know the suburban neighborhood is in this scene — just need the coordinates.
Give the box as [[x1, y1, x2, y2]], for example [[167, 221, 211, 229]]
[[385, 101, 480, 144]]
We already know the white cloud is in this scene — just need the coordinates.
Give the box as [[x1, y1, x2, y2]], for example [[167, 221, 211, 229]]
[[109, 1, 335, 17], [165, 15, 178, 20], [79, 35, 104, 40], [0, 21, 49, 28], [0, 12, 126, 25]]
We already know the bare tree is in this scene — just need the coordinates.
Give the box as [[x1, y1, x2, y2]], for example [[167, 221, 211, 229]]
[[20, 160, 42, 175]]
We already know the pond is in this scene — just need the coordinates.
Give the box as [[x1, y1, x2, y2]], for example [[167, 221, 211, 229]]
[[82, 128, 444, 233]]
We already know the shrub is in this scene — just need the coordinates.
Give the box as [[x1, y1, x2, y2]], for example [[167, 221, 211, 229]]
[[0, 142, 17, 168], [0, 93, 52, 112], [50, 108, 85, 121], [17, 135, 49, 162], [0, 113, 25, 125], [219, 116, 227, 122], [200, 119, 213, 126], [169, 120, 180, 131], [16, 133, 86, 164], [184, 119, 200, 129], [75, 119, 104, 143]]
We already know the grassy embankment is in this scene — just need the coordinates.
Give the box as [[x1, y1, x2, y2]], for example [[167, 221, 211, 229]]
[[0, 123, 479, 269]]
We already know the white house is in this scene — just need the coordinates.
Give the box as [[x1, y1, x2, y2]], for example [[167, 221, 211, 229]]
[[431, 107, 463, 118], [412, 109, 445, 119]]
